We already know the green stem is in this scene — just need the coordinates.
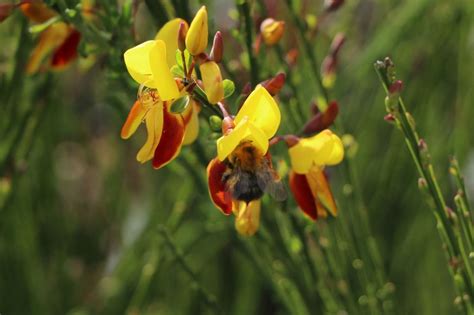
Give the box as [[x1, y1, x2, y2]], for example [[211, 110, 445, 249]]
[[158, 225, 221, 313], [237, 0, 259, 87]]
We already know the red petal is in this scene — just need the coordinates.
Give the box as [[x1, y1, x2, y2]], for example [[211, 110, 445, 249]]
[[152, 103, 185, 169], [51, 29, 81, 69], [289, 171, 317, 220], [207, 158, 232, 215]]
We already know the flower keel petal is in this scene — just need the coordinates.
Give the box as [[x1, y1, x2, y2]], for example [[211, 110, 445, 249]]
[[207, 158, 232, 214], [137, 103, 164, 163], [289, 171, 318, 220], [152, 104, 185, 169]]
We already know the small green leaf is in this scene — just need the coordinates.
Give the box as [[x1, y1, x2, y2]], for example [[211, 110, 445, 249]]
[[223, 79, 235, 99], [29, 15, 61, 33], [170, 96, 189, 113], [170, 65, 184, 78], [175, 49, 192, 74]]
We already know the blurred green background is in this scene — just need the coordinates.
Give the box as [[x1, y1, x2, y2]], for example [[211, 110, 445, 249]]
[[1, 0, 474, 314]]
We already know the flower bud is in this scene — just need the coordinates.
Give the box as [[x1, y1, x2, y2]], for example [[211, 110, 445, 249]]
[[0, 3, 15, 23], [389, 80, 403, 95], [324, 0, 344, 12], [210, 31, 223, 63], [418, 139, 431, 166], [178, 21, 187, 52], [418, 177, 427, 190], [286, 48, 299, 67], [209, 115, 222, 132], [330, 33, 345, 53], [234, 200, 261, 236], [384, 95, 398, 113], [302, 101, 339, 134], [185, 6, 208, 55], [260, 18, 285, 46], [200, 61, 224, 104], [384, 113, 395, 123], [260, 72, 286, 96], [283, 135, 300, 148]]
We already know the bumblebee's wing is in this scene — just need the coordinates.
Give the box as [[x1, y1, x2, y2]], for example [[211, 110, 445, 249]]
[[256, 164, 287, 202]]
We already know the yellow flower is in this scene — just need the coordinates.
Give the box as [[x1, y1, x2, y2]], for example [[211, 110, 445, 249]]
[[185, 6, 208, 55], [288, 129, 344, 174], [288, 130, 344, 219], [207, 86, 284, 236], [19, 0, 82, 74], [216, 85, 281, 161], [123, 39, 180, 101], [122, 18, 202, 169]]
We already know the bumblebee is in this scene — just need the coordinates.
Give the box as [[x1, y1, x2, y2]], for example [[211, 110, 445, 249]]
[[222, 141, 287, 203]]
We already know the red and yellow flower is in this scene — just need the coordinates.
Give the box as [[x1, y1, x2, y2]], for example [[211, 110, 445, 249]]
[[207, 85, 283, 236], [19, 0, 82, 74], [288, 130, 344, 220], [121, 6, 223, 169]]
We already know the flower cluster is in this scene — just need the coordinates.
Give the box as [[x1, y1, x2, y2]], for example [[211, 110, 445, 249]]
[[121, 6, 224, 169], [121, 7, 344, 236]]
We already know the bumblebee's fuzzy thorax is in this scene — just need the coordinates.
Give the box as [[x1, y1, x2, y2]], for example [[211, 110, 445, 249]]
[[227, 141, 264, 171], [222, 141, 286, 204]]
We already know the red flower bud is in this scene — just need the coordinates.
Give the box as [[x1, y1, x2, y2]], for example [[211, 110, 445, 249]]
[[210, 31, 223, 63], [324, 0, 344, 12], [384, 113, 395, 122], [283, 135, 300, 148], [260, 72, 286, 96], [389, 80, 403, 95], [330, 33, 345, 56], [0, 3, 15, 23], [302, 101, 339, 135], [285, 48, 299, 67], [178, 21, 187, 52]]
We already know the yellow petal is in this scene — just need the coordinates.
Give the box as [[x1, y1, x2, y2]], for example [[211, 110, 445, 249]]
[[124, 40, 156, 88], [289, 130, 344, 174], [326, 133, 344, 165], [136, 103, 164, 163], [26, 22, 70, 74], [306, 166, 338, 217], [124, 40, 179, 100], [182, 101, 199, 145], [148, 40, 180, 100], [308, 129, 344, 166], [200, 61, 224, 104], [234, 199, 261, 236], [155, 18, 188, 67], [234, 85, 281, 139], [185, 6, 208, 55], [288, 140, 314, 174], [216, 119, 268, 161], [121, 100, 148, 139], [260, 18, 285, 46]]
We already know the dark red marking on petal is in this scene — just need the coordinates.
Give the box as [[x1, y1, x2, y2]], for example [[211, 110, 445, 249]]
[[207, 158, 232, 215], [51, 29, 81, 68], [152, 104, 185, 169], [289, 171, 317, 220]]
